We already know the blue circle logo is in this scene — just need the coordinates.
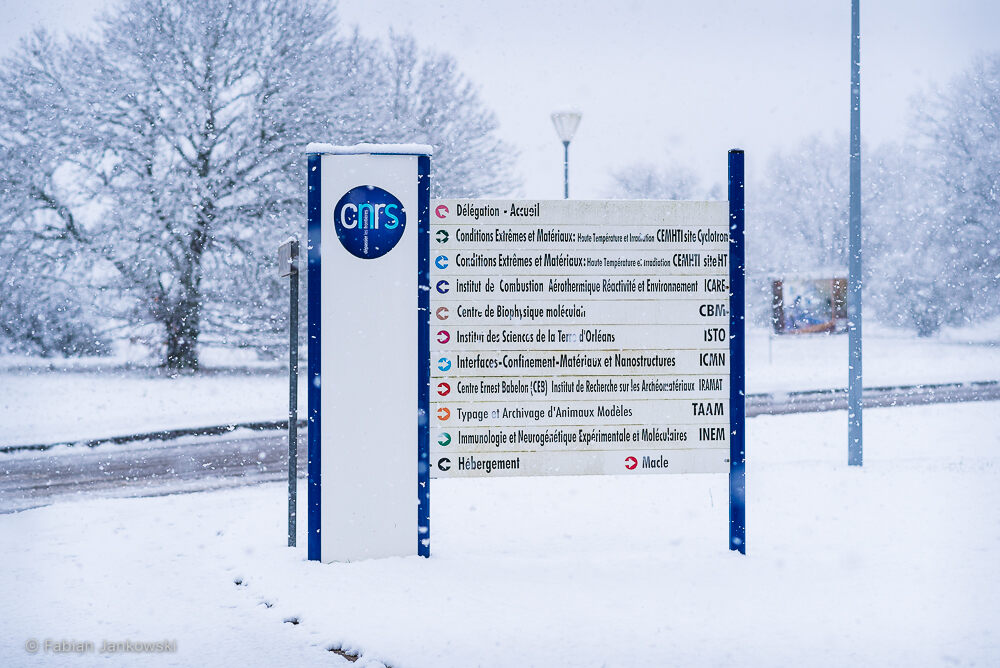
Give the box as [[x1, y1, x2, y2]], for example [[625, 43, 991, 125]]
[[333, 186, 406, 259]]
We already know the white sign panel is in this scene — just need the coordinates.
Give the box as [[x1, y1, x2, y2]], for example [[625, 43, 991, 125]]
[[307, 146, 431, 562], [429, 199, 730, 478]]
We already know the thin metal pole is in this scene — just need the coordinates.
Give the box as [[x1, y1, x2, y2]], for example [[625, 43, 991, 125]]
[[728, 149, 746, 554], [288, 263, 299, 546], [563, 140, 570, 199], [848, 0, 863, 466]]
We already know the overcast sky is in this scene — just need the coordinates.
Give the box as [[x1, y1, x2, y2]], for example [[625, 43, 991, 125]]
[[3, 0, 998, 198]]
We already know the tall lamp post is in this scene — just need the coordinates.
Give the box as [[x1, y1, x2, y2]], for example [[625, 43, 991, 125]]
[[551, 111, 582, 199], [848, 0, 863, 466]]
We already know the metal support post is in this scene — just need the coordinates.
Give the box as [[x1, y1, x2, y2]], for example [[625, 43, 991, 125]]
[[728, 149, 747, 554], [848, 0, 863, 466], [278, 237, 299, 546]]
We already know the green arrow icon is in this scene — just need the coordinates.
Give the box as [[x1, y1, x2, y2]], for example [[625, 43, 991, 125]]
[[436, 229, 449, 243], [438, 432, 452, 446]]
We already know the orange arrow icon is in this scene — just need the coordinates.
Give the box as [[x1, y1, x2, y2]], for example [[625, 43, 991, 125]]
[[437, 407, 451, 421]]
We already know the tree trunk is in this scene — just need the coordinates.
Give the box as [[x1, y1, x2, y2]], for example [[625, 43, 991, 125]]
[[164, 300, 200, 371], [162, 186, 211, 371], [911, 302, 941, 338]]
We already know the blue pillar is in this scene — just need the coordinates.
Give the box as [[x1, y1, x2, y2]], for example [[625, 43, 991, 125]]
[[728, 149, 746, 554], [306, 154, 322, 561], [417, 155, 431, 557], [848, 0, 863, 466]]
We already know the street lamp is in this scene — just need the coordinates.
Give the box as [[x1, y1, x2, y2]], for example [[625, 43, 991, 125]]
[[551, 111, 582, 199]]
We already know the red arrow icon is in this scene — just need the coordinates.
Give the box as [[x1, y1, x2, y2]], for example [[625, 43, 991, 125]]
[[435, 204, 449, 219], [625, 456, 638, 470], [437, 407, 451, 421], [437, 382, 451, 396], [436, 330, 450, 344], [436, 307, 449, 320]]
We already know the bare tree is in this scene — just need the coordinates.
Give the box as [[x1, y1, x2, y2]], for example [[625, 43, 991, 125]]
[[1, 0, 349, 369], [605, 162, 706, 201], [752, 134, 859, 275], [861, 142, 953, 336], [371, 33, 519, 198], [1, 3, 523, 368], [753, 59, 1000, 338], [910, 52, 1000, 329], [748, 134, 942, 331]]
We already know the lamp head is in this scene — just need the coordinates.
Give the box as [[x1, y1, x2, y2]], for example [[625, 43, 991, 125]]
[[551, 111, 582, 144]]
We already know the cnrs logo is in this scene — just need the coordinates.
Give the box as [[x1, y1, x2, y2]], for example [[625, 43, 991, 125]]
[[333, 185, 406, 259]]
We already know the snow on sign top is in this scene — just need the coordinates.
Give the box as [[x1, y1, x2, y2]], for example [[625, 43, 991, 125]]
[[305, 142, 434, 156]]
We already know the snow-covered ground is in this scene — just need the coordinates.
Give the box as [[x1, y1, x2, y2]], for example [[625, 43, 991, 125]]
[[0, 369, 307, 447], [747, 325, 1000, 393], [2, 328, 998, 447], [1, 401, 997, 667]]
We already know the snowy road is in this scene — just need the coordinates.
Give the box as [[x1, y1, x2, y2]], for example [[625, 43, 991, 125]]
[[0, 433, 307, 513], [1, 381, 998, 513], [747, 379, 1000, 414]]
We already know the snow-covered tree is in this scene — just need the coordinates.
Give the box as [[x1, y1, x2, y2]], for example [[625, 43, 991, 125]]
[[752, 134, 859, 276], [860, 143, 952, 335], [372, 33, 519, 198], [0, 48, 112, 357], [749, 134, 944, 332], [0, 0, 519, 369], [605, 162, 708, 201], [856, 54, 1000, 336], [0, 0, 345, 369], [0, 205, 110, 356], [908, 52, 1000, 330], [753, 60, 1000, 338]]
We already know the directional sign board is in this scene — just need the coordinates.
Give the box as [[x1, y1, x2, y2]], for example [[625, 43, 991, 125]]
[[428, 200, 733, 478]]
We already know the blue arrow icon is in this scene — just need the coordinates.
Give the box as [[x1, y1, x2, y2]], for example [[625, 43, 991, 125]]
[[435, 255, 449, 269], [436, 280, 450, 294], [438, 357, 452, 372]]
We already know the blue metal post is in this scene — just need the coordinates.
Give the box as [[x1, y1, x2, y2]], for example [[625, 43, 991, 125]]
[[417, 155, 431, 557], [728, 149, 746, 554], [288, 243, 298, 547], [306, 154, 322, 561], [848, 0, 863, 466]]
